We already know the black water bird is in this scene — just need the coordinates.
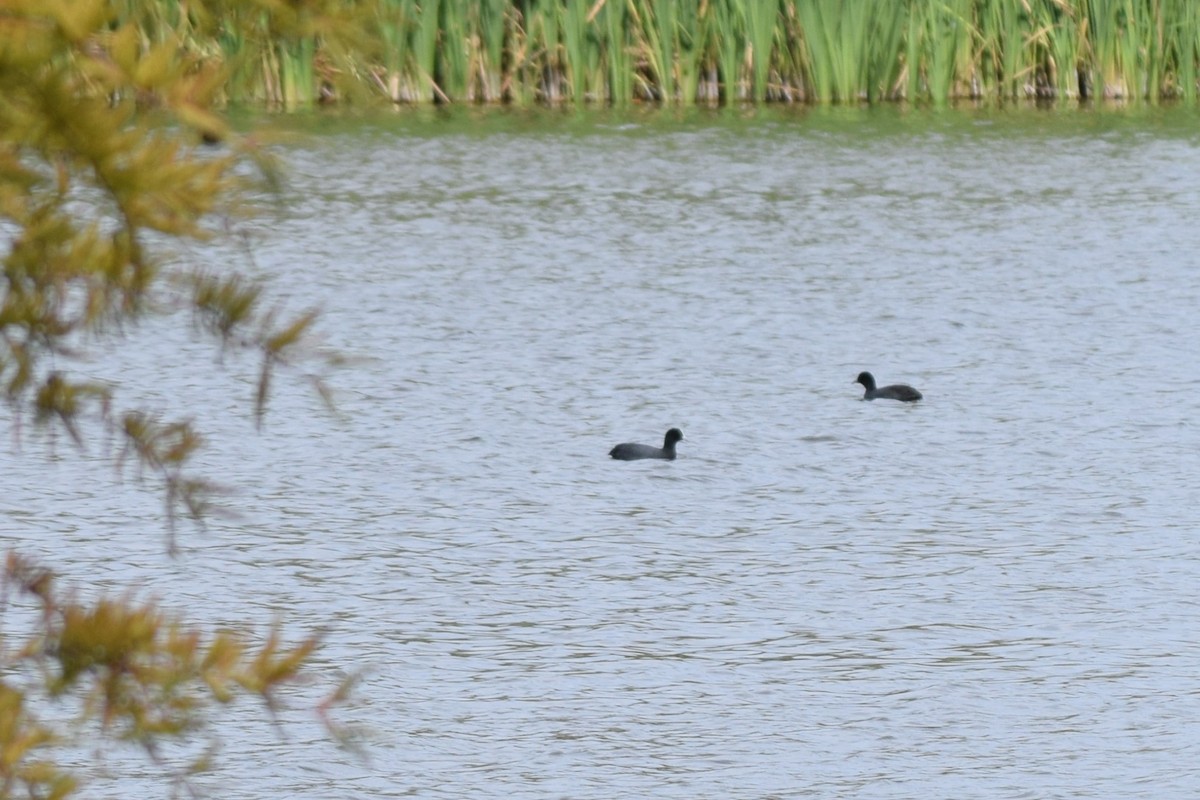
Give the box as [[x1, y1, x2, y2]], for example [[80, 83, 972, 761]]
[[855, 371, 922, 402], [609, 428, 684, 461]]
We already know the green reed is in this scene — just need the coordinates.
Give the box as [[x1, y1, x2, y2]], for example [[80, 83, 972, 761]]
[[375, 0, 438, 103], [414, 0, 442, 101], [516, 0, 555, 103], [976, 0, 1026, 98], [1040, 1, 1084, 99], [804, 0, 854, 102], [867, 1, 908, 102], [1134, 0, 1195, 103], [1176, 0, 1200, 101], [710, 0, 747, 102], [279, 36, 317, 108], [601, 0, 633, 104], [564, 0, 597, 102], [795, 0, 898, 103], [106, 0, 1200, 107], [1087, 0, 1132, 98], [744, 0, 779, 102], [441, 1, 471, 100], [910, 0, 974, 105], [674, 0, 706, 103], [376, 0, 409, 101], [638, 0, 678, 102], [475, 0, 510, 102]]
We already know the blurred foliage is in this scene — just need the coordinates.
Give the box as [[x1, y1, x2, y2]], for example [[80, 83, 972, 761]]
[[1, 3, 345, 797], [1, 0, 332, 534], [1, 554, 328, 798]]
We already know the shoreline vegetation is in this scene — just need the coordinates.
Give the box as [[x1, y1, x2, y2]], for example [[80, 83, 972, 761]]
[[101, 0, 1200, 110]]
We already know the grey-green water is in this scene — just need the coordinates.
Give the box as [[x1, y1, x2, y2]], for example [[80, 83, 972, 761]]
[[5, 106, 1200, 798]]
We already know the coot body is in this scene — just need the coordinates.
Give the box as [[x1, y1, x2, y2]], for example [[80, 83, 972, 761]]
[[855, 372, 922, 402], [609, 428, 684, 460]]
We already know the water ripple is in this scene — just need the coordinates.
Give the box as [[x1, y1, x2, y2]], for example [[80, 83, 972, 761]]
[[6, 111, 1200, 798]]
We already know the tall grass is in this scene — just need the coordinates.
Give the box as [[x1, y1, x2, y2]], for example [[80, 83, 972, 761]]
[[637, 0, 678, 102], [976, 0, 1026, 98], [1175, 0, 1200, 101], [710, 0, 747, 102], [913, 0, 975, 105], [672, 1, 707, 103], [564, 0, 597, 101], [105, 0, 1200, 107], [600, 0, 633, 104], [745, 0, 779, 102], [794, 0, 907, 103], [473, 0, 509, 101], [1088, 0, 1136, 98], [1043, 1, 1085, 98]]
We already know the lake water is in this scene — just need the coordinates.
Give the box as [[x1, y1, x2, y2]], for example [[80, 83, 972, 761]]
[[4, 106, 1200, 798]]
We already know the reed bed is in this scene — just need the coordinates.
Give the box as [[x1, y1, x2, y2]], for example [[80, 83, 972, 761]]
[[111, 0, 1200, 107]]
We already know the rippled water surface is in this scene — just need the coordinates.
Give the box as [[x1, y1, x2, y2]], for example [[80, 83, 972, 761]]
[[5, 107, 1200, 798]]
